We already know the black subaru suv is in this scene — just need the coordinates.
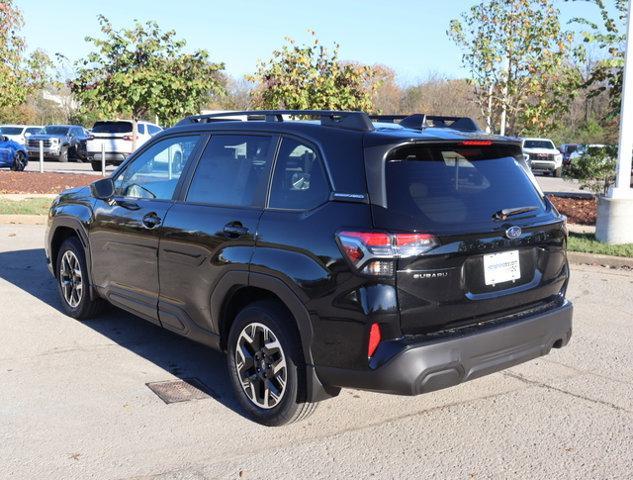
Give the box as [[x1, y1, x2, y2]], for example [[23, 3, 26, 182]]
[[45, 111, 573, 426]]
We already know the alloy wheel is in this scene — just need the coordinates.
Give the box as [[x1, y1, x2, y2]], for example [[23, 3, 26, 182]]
[[59, 250, 83, 308], [234, 322, 288, 409]]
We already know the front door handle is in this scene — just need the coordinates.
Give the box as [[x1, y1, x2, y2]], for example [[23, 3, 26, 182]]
[[142, 212, 162, 229], [223, 222, 248, 237]]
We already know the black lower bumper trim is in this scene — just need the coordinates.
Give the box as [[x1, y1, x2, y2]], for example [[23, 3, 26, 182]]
[[317, 301, 573, 396]]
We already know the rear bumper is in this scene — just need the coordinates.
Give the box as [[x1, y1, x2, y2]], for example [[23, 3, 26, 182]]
[[87, 152, 127, 163], [530, 161, 558, 171], [317, 301, 573, 396]]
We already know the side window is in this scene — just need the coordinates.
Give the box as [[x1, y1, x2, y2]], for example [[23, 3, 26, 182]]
[[114, 135, 200, 200], [268, 138, 330, 210], [148, 124, 162, 135], [137, 123, 146, 135], [187, 135, 272, 207]]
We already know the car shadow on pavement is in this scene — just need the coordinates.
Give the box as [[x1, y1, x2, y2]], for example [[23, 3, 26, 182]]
[[0, 247, 244, 416]]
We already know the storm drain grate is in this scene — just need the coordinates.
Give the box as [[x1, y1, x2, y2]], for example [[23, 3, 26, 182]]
[[146, 378, 212, 404]]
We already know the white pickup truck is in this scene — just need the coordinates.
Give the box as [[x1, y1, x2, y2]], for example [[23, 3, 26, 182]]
[[521, 138, 564, 177], [86, 120, 162, 171]]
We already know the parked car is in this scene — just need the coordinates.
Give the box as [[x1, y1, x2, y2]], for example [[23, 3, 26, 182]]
[[0, 134, 28, 171], [522, 137, 564, 177], [46, 110, 573, 426], [86, 120, 162, 171], [26, 125, 91, 162], [0, 125, 43, 145], [559, 143, 580, 166], [568, 144, 608, 163]]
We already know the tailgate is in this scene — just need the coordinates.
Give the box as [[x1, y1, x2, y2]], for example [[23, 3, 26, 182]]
[[370, 141, 569, 335], [395, 223, 568, 335], [87, 134, 132, 154]]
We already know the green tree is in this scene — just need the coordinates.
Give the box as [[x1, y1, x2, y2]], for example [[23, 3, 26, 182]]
[[566, 145, 617, 194], [249, 32, 378, 111], [70, 15, 225, 129], [449, 0, 578, 135], [0, 0, 52, 111], [569, 0, 627, 118]]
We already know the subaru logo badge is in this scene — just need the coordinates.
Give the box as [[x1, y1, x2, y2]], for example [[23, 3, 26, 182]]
[[506, 226, 522, 239]]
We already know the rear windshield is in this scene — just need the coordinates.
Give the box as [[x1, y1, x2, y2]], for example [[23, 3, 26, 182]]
[[44, 126, 69, 135], [380, 144, 547, 232], [524, 140, 555, 149], [92, 121, 133, 134], [1, 127, 23, 135]]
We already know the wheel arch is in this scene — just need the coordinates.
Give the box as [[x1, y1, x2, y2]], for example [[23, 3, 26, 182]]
[[48, 214, 98, 300], [215, 271, 339, 402]]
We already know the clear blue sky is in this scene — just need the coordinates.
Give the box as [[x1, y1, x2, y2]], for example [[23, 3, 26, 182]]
[[18, 0, 604, 85]]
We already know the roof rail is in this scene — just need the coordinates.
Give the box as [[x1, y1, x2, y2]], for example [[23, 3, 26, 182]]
[[369, 114, 481, 133], [176, 110, 375, 132]]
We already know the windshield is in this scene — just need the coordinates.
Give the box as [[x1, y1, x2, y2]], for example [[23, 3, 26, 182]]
[[44, 126, 69, 135], [0, 127, 23, 135], [524, 140, 555, 150], [378, 144, 547, 233], [92, 121, 133, 134]]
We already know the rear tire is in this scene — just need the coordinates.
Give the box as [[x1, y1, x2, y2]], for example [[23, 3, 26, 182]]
[[58, 148, 69, 163], [10, 151, 27, 171], [91, 160, 102, 172], [227, 300, 317, 426], [55, 237, 106, 320]]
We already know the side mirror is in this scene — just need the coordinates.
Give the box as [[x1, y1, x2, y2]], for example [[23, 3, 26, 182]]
[[1, 136, 8, 142], [90, 177, 115, 200]]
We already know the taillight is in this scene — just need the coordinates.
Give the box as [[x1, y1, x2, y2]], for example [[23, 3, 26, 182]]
[[122, 134, 137, 141], [88, 135, 95, 141], [368, 323, 382, 358], [461, 140, 493, 146], [336, 230, 438, 276]]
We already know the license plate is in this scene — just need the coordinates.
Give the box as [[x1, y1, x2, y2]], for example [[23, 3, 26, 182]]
[[483, 250, 521, 286]]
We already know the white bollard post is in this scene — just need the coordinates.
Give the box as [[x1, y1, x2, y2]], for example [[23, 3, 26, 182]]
[[39, 140, 44, 173], [101, 143, 106, 177]]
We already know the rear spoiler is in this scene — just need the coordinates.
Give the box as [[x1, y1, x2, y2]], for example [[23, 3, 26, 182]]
[[369, 114, 481, 133]]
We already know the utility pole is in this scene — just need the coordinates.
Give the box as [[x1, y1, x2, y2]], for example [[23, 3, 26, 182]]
[[596, 0, 633, 244]]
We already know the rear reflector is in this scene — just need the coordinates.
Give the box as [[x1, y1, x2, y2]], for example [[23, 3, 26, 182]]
[[368, 323, 382, 358]]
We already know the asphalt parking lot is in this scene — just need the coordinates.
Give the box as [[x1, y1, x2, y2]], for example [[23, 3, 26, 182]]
[[1, 225, 631, 479]]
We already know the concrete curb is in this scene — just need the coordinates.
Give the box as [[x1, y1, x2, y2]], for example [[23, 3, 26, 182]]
[[0, 194, 57, 200], [568, 251, 633, 269], [0, 215, 46, 225]]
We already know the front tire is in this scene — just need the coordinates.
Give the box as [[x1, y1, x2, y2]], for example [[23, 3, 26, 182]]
[[55, 237, 105, 319], [227, 301, 317, 426], [91, 160, 102, 172], [554, 166, 563, 178]]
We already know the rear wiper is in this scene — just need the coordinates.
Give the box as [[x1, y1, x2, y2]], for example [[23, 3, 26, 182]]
[[493, 206, 538, 221]]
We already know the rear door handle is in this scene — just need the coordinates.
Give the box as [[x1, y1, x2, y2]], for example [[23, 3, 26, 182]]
[[142, 212, 162, 229], [223, 222, 248, 237]]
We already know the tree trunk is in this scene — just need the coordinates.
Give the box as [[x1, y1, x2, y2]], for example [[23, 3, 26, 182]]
[[486, 83, 494, 134], [499, 56, 510, 136]]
